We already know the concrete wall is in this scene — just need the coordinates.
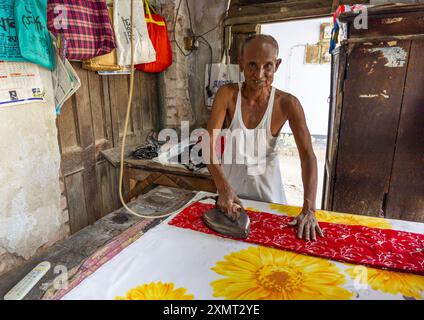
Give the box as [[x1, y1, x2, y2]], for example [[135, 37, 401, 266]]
[[0, 67, 69, 276]]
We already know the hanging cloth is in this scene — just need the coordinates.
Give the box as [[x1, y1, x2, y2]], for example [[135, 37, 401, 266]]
[[136, 0, 172, 73]]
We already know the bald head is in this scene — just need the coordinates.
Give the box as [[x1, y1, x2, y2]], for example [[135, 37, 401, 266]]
[[238, 34, 281, 90], [241, 34, 279, 58]]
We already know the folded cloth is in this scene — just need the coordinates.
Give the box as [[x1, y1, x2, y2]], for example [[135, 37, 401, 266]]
[[169, 202, 424, 275]]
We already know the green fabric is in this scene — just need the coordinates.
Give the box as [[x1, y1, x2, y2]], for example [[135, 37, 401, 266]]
[[0, 0, 27, 61], [15, 0, 55, 70]]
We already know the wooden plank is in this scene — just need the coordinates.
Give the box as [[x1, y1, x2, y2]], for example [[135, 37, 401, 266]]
[[57, 98, 79, 151], [100, 145, 140, 167], [73, 66, 102, 225], [87, 71, 106, 145], [126, 168, 152, 181], [140, 72, 155, 131], [332, 41, 410, 216], [65, 173, 89, 233], [339, 3, 424, 22], [348, 11, 424, 39], [108, 75, 121, 146], [96, 161, 117, 217], [322, 45, 347, 210], [125, 158, 212, 178], [385, 40, 424, 222], [109, 165, 121, 212], [152, 173, 217, 193], [226, 0, 333, 26], [125, 172, 163, 202], [101, 76, 113, 144], [131, 71, 143, 133]]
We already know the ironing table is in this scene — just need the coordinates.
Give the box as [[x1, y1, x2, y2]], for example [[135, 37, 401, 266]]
[[1, 186, 423, 300]]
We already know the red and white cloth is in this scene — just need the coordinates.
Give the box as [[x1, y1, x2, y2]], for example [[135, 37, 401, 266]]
[[57, 193, 424, 300], [169, 202, 424, 275]]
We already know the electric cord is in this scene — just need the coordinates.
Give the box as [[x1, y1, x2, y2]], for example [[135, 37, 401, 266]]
[[118, 0, 200, 219]]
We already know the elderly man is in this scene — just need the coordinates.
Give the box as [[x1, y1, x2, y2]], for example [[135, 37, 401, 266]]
[[206, 34, 323, 241]]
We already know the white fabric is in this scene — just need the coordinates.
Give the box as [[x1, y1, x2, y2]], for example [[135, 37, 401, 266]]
[[61, 194, 424, 300], [114, 0, 156, 66], [221, 83, 286, 204]]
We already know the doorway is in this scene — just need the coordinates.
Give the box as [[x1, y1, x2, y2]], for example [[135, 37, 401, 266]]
[[261, 17, 332, 208]]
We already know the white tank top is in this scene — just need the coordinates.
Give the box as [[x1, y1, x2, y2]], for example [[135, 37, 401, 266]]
[[221, 83, 287, 204]]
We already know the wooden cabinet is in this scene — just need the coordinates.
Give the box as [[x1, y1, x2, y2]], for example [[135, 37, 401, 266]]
[[323, 5, 424, 222]]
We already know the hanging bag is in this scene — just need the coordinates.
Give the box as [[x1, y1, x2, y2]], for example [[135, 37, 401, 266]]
[[205, 50, 243, 107], [82, 5, 121, 71], [0, 1, 26, 62], [47, 0, 116, 61], [136, 0, 172, 73], [15, 0, 55, 70], [114, 0, 156, 66]]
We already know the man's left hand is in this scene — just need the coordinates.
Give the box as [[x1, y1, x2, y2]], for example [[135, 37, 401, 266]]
[[288, 209, 324, 241]]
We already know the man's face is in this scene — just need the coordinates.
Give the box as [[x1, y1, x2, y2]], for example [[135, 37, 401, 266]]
[[239, 39, 281, 90]]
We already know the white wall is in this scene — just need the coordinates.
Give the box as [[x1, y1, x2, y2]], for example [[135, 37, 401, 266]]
[[262, 17, 332, 135], [0, 66, 68, 275]]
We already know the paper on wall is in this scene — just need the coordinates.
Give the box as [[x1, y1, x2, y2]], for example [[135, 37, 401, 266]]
[[51, 34, 81, 115], [0, 60, 44, 107], [51, 53, 80, 115]]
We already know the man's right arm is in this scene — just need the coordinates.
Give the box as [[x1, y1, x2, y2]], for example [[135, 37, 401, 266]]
[[206, 85, 243, 218]]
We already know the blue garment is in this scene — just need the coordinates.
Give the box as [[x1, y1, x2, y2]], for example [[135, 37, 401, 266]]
[[15, 0, 55, 70]]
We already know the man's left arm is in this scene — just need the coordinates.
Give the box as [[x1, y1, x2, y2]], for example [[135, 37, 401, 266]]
[[286, 96, 324, 241]]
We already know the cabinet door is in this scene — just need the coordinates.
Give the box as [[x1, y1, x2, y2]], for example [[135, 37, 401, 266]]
[[386, 40, 424, 222], [332, 41, 410, 216]]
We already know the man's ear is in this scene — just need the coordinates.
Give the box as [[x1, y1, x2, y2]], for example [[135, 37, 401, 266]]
[[275, 58, 282, 71]]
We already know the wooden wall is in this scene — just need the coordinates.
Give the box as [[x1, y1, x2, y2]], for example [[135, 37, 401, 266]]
[[225, 0, 370, 25], [57, 63, 159, 233], [323, 6, 424, 222]]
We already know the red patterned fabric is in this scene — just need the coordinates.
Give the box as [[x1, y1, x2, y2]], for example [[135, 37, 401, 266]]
[[169, 203, 424, 275], [47, 0, 116, 60]]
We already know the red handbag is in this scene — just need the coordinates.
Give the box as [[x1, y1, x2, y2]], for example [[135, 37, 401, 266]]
[[136, 1, 172, 73]]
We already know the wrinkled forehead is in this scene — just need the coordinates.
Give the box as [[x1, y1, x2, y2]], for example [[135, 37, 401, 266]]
[[241, 39, 278, 61]]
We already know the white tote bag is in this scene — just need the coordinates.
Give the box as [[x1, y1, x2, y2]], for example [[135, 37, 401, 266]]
[[114, 0, 156, 66], [205, 52, 244, 107]]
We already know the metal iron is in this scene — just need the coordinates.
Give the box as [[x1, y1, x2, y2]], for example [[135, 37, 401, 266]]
[[202, 205, 251, 239]]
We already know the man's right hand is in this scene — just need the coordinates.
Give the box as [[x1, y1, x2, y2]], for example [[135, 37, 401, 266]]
[[216, 187, 244, 221]]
